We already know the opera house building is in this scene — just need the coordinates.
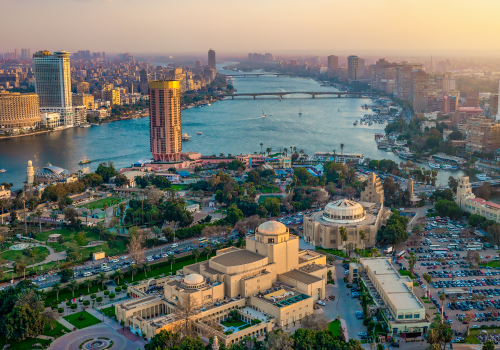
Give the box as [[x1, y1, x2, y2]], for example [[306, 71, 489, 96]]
[[116, 220, 333, 346]]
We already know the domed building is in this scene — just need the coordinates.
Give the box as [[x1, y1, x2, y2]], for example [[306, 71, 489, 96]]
[[35, 163, 71, 183], [304, 173, 391, 251], [117, 219, 334, 345]]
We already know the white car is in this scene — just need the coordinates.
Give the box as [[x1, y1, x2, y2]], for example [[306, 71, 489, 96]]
[[38, 277, 46, 281], [316, 301, 325, 306], [111, 259, 119, 263]]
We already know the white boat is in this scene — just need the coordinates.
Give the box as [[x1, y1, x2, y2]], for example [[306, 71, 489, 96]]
[[298, 107, 302, 116], [0, 169, 6, 173], [90, 123, 99, 126], [207, 103, 211, 106], [182, 133, 191, 141], [197, 131, 202, 135], [428, 162, 441, 169], [79, 124, 91, 128], [270, 114, 273, 116], [440, 164, 457, 170]]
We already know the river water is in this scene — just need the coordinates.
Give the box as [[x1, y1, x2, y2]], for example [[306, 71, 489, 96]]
[[0, 63, 466, 190]]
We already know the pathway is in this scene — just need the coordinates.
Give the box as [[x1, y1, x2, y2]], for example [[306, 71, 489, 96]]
[[56, 316, 76, 330]]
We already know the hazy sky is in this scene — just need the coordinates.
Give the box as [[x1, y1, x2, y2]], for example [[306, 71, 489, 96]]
[[2, 0, 500, 56]]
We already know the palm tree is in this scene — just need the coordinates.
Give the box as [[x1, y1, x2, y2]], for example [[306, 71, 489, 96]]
[[113, 269, 124, 285], [423, 273, 432, 297], [130, 264, 138, 281], [204, 246, 212, 260], [167, 254, 175, 271], [353, 247, 362, 262], [260, 143, 263, 153], [407, 252, 418, 277], [84, 279, 93, 293], [370, 247, 379, 257], [102, 203, 108, 219], [35, 209, 43, 233], [119, 203, 126, 224], [439, 293, 446, 322], [52, 281, 62, 301], [152, 226, 161, 239], [359, 230, 367, 253], [142, 262, 151, 277], [193, 248, 200, 263], [68, 280, 78, 298], [0, 199, 6, 225], [82, 210, 88, 227], [339, 226, 347, 250], [50, 211, 58, 228], [14, 260, 27, 279], [97, 272, 107, 289]]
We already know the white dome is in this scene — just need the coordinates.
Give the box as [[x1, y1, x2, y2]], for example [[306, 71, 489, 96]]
[[258, 221, 287, 235], [323, 199, 365, 223], [183, 273, 204, 285]]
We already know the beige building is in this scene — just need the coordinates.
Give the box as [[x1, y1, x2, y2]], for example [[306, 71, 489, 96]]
[[456, 176, 500, 222], [116, 220, 332, 346], [304, 173, 389, 250], [103, 88, 121, 106], [466, 116, 500, 154], [76, 81, 90, 94], [72, 93, 94, 109], [0, 91, 41, 129], [357, 258, 430, 336], [0, 185, 10, 200]]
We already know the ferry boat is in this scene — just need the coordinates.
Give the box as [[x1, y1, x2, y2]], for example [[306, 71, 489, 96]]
[[440, 164, 457, 170], [477, 174, 491, 181], [0, 169, 6, 173], [197, 131, 203, 135], [428, 162, 441, 169], [182, 133, 191, 141], [79, 159, 92, 165]]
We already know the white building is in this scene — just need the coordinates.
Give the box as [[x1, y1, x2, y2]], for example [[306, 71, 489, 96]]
[[34, 50, 73, 127], [40, 112, 63, 129]]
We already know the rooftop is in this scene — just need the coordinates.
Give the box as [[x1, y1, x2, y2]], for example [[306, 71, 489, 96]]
[[211, 250, 266, 267], [280, 269, 323, 285]]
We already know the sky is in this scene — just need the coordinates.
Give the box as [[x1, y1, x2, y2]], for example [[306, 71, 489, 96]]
[[2, 0, 500, 57]]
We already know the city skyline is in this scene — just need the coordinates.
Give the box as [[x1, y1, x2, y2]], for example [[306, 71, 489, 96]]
[[2, 0, 500, 56]]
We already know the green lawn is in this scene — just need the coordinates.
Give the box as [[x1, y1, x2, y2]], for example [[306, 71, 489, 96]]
[[35, 228, 74, 242], [77, 240, 127, 258], [42, 321, 71, 337], [221, 320, 246, 328], [398, 269, 416, 279], [101, 306, 116, 318], [80, 197, 122, 210], [171, 184, 187, 190], [315, 247, 346, 257], [1, 246, 50, 264], [260, 186, 282, 194], [63, 311, 102, 329], [40, 228, 103, 253], [481, 261, 500, 268], [328, 320, 341, 336], [257, 194, 283, 204]]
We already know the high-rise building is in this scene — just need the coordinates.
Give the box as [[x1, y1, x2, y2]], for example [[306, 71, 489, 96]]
[[72, 93, 94, 109], [327, 55, 338, 70], [411, 70, 429, 113], [442, 73, 455, 93], [0, 92, 41, 129], [103, 88, 121, 106], [20, 49, 31, 59], [208, 49, 216, 71], [347, 55, 361, 81], [149, 80, 182, 162], [33, 50, 73, 126], [466, 116, 500, 154]]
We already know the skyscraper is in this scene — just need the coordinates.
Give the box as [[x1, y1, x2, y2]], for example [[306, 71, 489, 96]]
[[208, 49, 216, 70], [149, 80, 182, 162], [327, 55, 338, 70], [33, 50, 73, 126], [347, 55, 360, 81]]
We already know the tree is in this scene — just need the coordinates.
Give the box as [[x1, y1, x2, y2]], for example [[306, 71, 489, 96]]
[[96, 272, 108, 289], [64, 208, 80, 230], [130, 264, 138, 281], [68, 280, 78, 298], [300, 313, 329, 332], [83, 279, 93, 293], [340, 226, 347, 248], [52, 281, 62, 301], [142, 262, 151, 277], [35, 209, 42, 233], [127, 232, 145, 265], [60, 268, 74, 283], [50, 211, 58, 228], [4, 304, 45, 340], [359, 229, 367, 252], [483, 341, 495, 350], [14, 260, 27, 279], [407, 252, 417, 276], [423, 273, 432, 297], [193, 248, 200, 263], [439, 293, 446, 321], [167, 254, 175, 271], [469, 214, 486, 228], [175, 294, 200, 336], [264, 329, 294, 350], [113, 269, 124, 285], [42, 309, 58, 330]]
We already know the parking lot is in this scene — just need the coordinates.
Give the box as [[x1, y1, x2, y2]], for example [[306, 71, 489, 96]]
[[398, 216, 500, 342]]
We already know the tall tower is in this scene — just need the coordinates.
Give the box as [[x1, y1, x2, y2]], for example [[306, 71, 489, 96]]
[[327, 55, 338, 70], [33, 50, 73, 126], [456, 176, 475, 210], [208, 49, 216, 71], [149, 80, 182, 162], [408, 178, 414, 198], [26, 160, 34, 185], [347, 55, 359, 81]]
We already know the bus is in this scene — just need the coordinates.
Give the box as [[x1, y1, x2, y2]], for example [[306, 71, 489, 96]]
[[396, 251, 407, 260], [447, 243, 458, 250], [199, 237, 208, 243], [465, 243, 483, 251], [430, 245, 448, 254]]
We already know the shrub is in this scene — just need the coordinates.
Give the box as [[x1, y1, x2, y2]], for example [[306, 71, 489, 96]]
[[109, 293, 116, 299], [91, 294, 97, 299], [83, 300, 90, 306], [96, 297, 103, 302], [66, 301, 72, 306], [71, 304, 77, 309], [104, 290, 110, 296], [115, 287, 122, 293], [58, 308, 64, 313]]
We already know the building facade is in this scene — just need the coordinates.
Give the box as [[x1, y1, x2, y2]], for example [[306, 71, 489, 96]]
[[149, 80, 182, 162], [327, 55, 338, 70], [0, 92, 40, 130], [33, 50, 73, 126], [208, 49, 216, 71], [456, 176, 500, 222], [465, 116, 500, 154], [347, 55, 361, 81]]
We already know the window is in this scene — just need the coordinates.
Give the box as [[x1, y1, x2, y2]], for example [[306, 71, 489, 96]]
[[398, 315, 403, 319], [414, 313, 420, 319], [405, 314, 413, 319], [268, 238, 274, 243]]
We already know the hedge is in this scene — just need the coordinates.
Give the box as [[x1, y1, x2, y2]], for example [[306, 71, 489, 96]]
[[96, 297, 103, 302], [109, 293, 116, 299], [115, 287, 122, 293], [104, 290, 110, 296], [91, 294, 96, 299], [71, 304, 77, 309], [58, 307, 64, 313], [83, 300, 90, 306]]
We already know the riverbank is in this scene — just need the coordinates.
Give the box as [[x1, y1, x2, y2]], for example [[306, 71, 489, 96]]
[[0, 129, 55, 140]]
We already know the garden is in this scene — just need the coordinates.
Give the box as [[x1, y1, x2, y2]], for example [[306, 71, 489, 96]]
[[63, 311, 102, 329], [80, 197, 123, 210]]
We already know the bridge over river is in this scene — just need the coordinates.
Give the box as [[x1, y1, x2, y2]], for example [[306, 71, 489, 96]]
[[220, 91, 377, 99]]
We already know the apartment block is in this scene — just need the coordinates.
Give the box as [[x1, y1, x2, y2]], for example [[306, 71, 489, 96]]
[[466, 116, 500, 154]]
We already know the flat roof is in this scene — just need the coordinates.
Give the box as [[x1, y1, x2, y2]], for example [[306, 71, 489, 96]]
[[211, 250, 265, 267], [299, 264, 325, 274], [280, 269, 323, 285], [361, 258, 423, 311]]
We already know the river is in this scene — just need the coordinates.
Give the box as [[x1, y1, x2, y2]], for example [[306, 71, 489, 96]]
[[0, 62, 467, 190]]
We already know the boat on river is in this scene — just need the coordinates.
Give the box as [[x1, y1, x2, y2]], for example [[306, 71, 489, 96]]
[[440, 164, 457, 170], [79, 159, 92, 165], [428, 162, 441, 169], [182, 133, 191, 141], [197, 131, 202, 135], [0, 169, 6, 173]]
